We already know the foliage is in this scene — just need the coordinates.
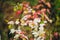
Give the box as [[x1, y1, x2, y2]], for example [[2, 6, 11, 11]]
[[0, 0, 60, 40]]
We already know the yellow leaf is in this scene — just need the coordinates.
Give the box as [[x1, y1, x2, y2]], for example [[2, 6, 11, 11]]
[[8, 25, 12, 29], [23, 38, 26, 40], [5, 20, 8, 22]]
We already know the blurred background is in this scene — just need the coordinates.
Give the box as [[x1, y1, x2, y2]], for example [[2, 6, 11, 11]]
[[0, 0, 60, 40]]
